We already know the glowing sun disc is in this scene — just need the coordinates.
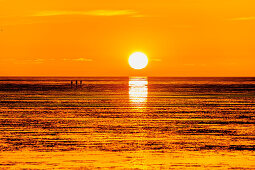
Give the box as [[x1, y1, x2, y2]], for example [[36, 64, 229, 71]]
[[129, 52, 148, 69]]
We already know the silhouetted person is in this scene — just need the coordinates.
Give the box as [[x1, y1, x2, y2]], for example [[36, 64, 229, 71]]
[[76, 80, 78, 88], [80, 80, 82, 87], [71, 81, 73, 88]]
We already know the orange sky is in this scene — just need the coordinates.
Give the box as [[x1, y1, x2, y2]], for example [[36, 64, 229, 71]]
[[0, 0, 255, 76]]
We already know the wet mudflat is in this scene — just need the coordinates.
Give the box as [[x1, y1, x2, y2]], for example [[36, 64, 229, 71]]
[[0, 77, 254, 169]]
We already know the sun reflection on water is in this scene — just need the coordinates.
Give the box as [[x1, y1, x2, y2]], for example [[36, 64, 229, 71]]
[[129, 77, 148, 104]]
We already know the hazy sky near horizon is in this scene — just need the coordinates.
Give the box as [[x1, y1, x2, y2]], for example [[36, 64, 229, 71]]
[[0, 0, 255, 76]]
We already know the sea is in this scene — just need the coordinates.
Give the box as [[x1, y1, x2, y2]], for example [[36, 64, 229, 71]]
[[0, 77, 254, 169]]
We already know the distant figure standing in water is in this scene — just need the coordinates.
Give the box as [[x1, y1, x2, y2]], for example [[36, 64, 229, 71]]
[[71, 80, 83, 88]]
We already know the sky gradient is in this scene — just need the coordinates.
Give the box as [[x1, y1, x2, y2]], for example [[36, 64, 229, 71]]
[[1, 0, 255, 76]]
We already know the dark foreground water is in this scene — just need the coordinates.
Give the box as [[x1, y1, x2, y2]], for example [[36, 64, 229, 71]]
[[0, 77, 254, 169]]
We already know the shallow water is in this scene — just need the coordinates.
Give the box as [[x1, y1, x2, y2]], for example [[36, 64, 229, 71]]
[[0, 77, 254, 169]]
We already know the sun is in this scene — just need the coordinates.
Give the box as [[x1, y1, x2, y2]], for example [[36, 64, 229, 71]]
[[128, 52, 148, 70]]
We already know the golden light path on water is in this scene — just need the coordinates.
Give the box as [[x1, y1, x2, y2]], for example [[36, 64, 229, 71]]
[[128, 77, 148, 168], [129, 77, 148, 104]]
